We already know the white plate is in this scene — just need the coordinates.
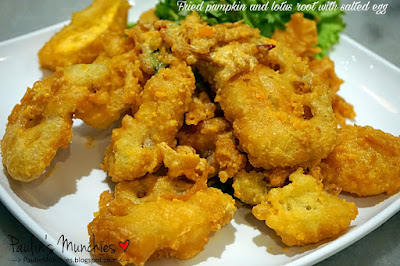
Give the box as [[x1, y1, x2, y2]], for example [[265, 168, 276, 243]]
[[1, 1, 400, 265]]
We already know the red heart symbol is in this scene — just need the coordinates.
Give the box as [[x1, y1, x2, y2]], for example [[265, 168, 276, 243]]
[[119, 240, 130, 252]]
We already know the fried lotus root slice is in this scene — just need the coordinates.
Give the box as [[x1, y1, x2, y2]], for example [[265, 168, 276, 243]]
[[115, 175, 197, 204], [320, 125, 400, 196], [114, 143, 214, 203], [115, 171, 209, 204], [219, 59, 337, 169], [272, 13, 355, 125], [252, 168, 358, 246], [38, 0, 131, 70], [103, 62, 196, 182], [233, 170, 270, 205], [88, 188, 236, 266], [1, 64, 110, 181], [161, 15, 337, 168]]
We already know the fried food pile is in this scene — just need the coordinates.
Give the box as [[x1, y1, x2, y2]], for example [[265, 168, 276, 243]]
[[2, 1, 400, 265]]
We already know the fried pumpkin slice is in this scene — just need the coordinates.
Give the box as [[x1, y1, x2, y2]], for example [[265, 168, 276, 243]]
[[38, 0, 131, 70]]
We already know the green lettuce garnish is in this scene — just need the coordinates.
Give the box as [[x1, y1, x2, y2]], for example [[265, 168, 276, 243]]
[[155, 0, 345, 58]]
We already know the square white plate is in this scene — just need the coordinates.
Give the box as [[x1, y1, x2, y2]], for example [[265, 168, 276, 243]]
[[1, 1, 400, 265]]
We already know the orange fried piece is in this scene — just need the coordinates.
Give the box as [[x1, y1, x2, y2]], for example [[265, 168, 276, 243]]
[[233, 170, 270, 205], [114, 143, 214, 203], [272, 13, 355, 124], [219, 59, 337, 169], [161, 14, 338, 169], [39, 0, 132, 70], [159, 143, 214, 182], [320, 125, 400, 196], [75, 50, 144, 129], [214, 132, 247, 183], [252, 168, 358, 246], [177, 117, 231, 157], [1, 63, 121, 181], [103, 62, 196, 182], [272, 13, 321, 60], [88, 188, 236, 265], [185, 92, 216, 125], [2, 48, 144, 181]]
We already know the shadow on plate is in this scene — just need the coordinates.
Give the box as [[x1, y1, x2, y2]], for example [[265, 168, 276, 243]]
[[338, 192, 393, 209], [6, 120, 116, 209]]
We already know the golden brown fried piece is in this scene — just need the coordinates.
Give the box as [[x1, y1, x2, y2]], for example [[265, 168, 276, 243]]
[[233, 170, 270, 205], [103, 62, 196, 182], [88, 188, 236, 266], [115, 175, 197, 203], [177, 117, 231, 157], [218, 60, 337, 168], [185, 92, 216, 126], [39, 0, 132, 70], [114, 143, 214, 203], [272, 13, 321, 60], [159, 13, 260, 67], [252, 168, 358, 246], [161, 13, 338, 169], [320, 125, 400, 196], [272, 13, 355, 124], [159, 143, 214, 181], [214, 132, 247, 183], [2, 47, 144, 181], [75, 50, 144, 129], [1, 64, 111, 181]]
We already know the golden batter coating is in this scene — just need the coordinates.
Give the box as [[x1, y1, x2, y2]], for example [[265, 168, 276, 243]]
[[214, 132, 247, 183], [103, 62, 196, 182], [321, 125, 400, 196], [39, 0, 132, 70], [88, 188, 236, 266], [233, 170, 270, 205], [252, 168, 358, 246], [160, 13, 338, 169]]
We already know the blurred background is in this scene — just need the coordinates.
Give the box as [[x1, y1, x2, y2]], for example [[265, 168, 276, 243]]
[[0, 0, 399, 265]]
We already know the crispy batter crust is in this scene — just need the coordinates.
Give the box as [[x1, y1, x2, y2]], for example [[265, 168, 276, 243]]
[[252, 168, 358, 246], [88, 188, 236, 266], [103, 62, 196, 182], [38, 0, 132, 70], [321, 125, 400, 196]]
